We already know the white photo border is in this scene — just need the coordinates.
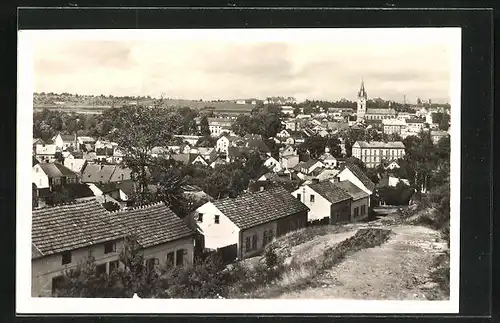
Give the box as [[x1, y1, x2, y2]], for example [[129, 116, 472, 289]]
[[17, 27, 461, 314]]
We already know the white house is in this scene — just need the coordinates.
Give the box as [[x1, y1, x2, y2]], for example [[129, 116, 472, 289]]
[[52, 133, 76, 151], [279, 145, 297, 158], [295, 160, 325, 175], [216, 135, 240, 155], [192, 187, 309, 260], [318, 148, 338, 168], [383, 160, 401, 170], [35, 144, 58, 163], [276, 129, 291, 138], [406, 119, 425, 134], [336, 163, 375, 205], [280, 155, 300, 170], [32, 201, 195, 297], [263, 156, 282, 173], [191, 154, 209, 166], [291, 181, 352, 223], [281, 106, 295, 116]]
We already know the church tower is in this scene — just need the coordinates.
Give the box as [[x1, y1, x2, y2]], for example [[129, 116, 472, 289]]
[[356, 79, 367, 120]]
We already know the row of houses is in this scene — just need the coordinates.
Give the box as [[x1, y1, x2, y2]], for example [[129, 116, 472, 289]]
[[32, 159, 381, 297]]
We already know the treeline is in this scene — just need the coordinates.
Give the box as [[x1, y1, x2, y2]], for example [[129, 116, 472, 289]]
[[33, 106, 206, 142]]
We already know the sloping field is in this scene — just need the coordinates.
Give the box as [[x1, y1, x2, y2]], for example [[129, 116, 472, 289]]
[[277, 224, 448, 300]]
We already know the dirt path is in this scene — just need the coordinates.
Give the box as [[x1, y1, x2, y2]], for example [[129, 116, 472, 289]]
[[278, 225, 448, 300]]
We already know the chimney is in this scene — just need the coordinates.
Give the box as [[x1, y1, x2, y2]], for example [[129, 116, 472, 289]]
[[312, 178, 320, 184]]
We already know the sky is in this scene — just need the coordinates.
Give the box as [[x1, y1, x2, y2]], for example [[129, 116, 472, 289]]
[[31, 28, 459, 103]]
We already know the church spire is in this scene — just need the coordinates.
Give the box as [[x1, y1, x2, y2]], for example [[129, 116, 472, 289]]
[[358, 78, 367, 99]]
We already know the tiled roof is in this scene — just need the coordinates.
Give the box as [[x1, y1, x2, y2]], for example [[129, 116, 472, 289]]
[[407, 118, 424, 123], [32, 200, 123, 257], [309, 181, 352, 204], [109, 166, 132, 182], [63, 158, 87, 174], [333, 180, 370, 200], [344, 163, 376, 192], [355, 141, 405, 149], [81, 164, 116, 183], [107, 202, 194, 248], [61, 134, 75, 142], [63, 183, 95, 199], [213, 186, 309, 230], [37, 163, 77, 178], [170, 153, 190, 165]]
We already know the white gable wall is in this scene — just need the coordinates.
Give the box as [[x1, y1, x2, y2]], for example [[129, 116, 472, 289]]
[[195, 202, 240, 250], [291, 186, 331, 222], [337, 169, 372, 206], [32, 164, 49, 188]]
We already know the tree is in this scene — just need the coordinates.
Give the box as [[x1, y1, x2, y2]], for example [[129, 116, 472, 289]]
[[108, 106, 183, 198], [199, 116, 211, 136], [196, 135, 217, 147], [300, 135, 328, 159], [293, 107, 301, 116]]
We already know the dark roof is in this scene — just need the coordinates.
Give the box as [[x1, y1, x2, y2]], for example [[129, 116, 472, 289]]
[[309, 181, 352, 204], [60, 134, 75, 142], [81, 164, 116, 183], [296, 159, 322, 171], [170, 153, 190, 165], [212, 186, 309, 230], [62, 183, 95, 199], [32, 156, 40, 166], [246, 139, 270, 152], [32, 200, 123, 257], [344, 163, 376, 192], [37, 163, 77, 178], [333, 180, 370, 200], [107, 202, 194, 248], [365, 119, 383, 125]]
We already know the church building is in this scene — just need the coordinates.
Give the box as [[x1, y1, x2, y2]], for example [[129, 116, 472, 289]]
[[356, 80, 396, 121]]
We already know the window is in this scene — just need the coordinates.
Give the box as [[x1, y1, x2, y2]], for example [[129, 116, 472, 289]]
[[197, 213, 203, 222], [104, 241, 116, 254], [296, 193, 301, 201], [268, 229, 274, 242], [263, 231, 268, 246], [166, 252, 175, 267], [354, 207, 360, 218], [245, 237, 251, 251], [61, 251, 71, 265], [214, 215, 220, 224], [109, 260, 119, 273], [251, 234, 258, 250], [176, 249, 185, 266], [310, 194, 315, 203], [361, 205, 366, 216], [96, 263, 107, 276]]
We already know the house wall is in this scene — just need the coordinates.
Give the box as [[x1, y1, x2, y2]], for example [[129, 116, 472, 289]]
[[264, 158, 282, 173], [276, 211, 308, 236], [329, 199, 352, 224], [32, 239, 123, 297], [142, 236, 195, 267], [280, 155, 299, 169], [292, 186, 331, 222], [195, 202, 240, 250], [240, 221, 277, 259], [350, 196, 369, 221], [337, 170, 372, 205], [32, 165, 49, 188]]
